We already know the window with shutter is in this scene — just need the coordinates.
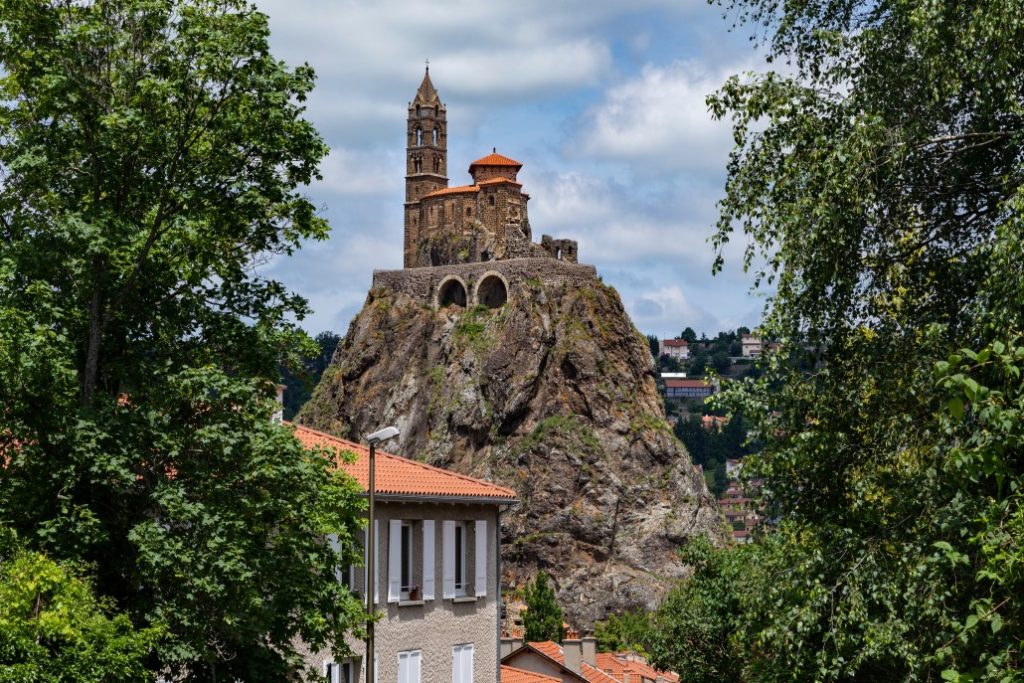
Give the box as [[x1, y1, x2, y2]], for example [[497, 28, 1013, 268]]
[[474, 520, 487, 598], [452, 644, 473, 683], [422, 520, 435, 600], [398, 650, 422, 683], [442, 520, 456, 599], [388, 520, 402, 603]]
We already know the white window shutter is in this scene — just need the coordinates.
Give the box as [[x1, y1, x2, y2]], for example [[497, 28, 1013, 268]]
[[422, 520, 435, 600], [464, 645, 474, 683], [388, 520, 402, 602], [374, 519, 380, 604], [413, 651, 421, 683], [474, 520, 487, 598], [442, 520, 456, 599], [327, 663, 341, 683]]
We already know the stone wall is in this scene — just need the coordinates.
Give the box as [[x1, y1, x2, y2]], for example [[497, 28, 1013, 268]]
[[372, 258, 599, 308]]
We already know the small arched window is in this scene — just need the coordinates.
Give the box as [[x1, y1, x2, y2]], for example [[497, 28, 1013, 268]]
[[434, 157, 441, 173], [432, 128, 438, 145], [415, 104, 421, 117], [488, 195, 495, 207], [416, 127, 423, 145], [413, 157, 422, 173], [466, 207, 472, 216]]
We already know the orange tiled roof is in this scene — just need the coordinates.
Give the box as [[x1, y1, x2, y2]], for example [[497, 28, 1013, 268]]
[[595, 653, 679, 683], [290, 423, 516, 501], [477, 177, 522, 187], [469, 152, 523, 170], [523, 643, 620, 683], [422, 185, 480, 199], [664, 378, 712, 389], [662, 339, 688, 347], [502, 666, 561, 683]]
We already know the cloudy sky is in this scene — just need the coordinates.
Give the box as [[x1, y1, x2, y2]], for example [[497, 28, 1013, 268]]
[[255, 0, 770, 338]]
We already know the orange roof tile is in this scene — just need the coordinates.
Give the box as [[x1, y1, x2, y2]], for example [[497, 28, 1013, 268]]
[[422, 185, 480, 199], [523, 643, 620, 683], [469, 152, 523, 170], [477, 177, 522, 187], [595, 653, 678, 683], [502, 666, 561, 683], [290, 423, 516, 501]]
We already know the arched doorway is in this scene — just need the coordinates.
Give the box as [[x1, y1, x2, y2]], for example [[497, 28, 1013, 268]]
[[437, 277, 467, 308], [476, 274, 508, 308]]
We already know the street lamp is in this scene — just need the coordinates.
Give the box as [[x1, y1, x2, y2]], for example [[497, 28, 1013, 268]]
[[365, 426, 399, 683]]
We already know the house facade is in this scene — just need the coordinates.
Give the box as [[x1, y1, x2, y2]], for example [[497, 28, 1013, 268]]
[[741, 334, 762, 358], [663, 378, 715, 400], [658, 339, 690, 360], [293, 425, 517, 683]]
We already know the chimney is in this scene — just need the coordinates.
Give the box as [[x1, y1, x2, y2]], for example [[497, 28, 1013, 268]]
[[500, 637, 524, 658], [581, 637, 597, 667], [562, 639, 582, 675], [273, 384, 285, 424]]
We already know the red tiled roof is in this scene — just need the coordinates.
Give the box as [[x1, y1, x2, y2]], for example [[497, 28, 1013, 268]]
[[290, 423, 516, 500], [523, 643, 619, 683], [469, 152, 523, 170], [422, 185, 480, 199], [664, 379, 712, 389], [477, 176, 522, 186], [661, 339, 688, 347], [595, 653, 679, 683], [502, 666, 561, 683]]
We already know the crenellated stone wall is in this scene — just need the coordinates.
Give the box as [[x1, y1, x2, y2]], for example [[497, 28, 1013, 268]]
[[371, 258, 598, 308]]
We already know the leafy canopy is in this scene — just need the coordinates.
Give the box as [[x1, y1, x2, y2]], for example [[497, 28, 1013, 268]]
[[652, 0, 1024, 680], [0, 0, 366, 679]]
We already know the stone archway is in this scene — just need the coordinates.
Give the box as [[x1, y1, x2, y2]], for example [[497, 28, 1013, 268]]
[[475, 272, 508, 308], [436, 276, 468, 308]]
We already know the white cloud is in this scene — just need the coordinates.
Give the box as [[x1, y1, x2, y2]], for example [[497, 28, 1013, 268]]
[[576, 60, 738, 171], [318, 147, 404, 197]]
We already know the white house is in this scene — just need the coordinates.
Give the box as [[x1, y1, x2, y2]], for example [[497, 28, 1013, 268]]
[[741, 334, 762, 358], [658, 339, 690, 360], [293, 424, 518, 683]]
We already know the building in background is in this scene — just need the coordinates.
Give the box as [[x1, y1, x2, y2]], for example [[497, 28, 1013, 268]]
[[658, 339, 690, 360]]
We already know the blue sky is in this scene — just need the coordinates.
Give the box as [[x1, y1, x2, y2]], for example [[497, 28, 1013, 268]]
[[255, 0, 770, 338]]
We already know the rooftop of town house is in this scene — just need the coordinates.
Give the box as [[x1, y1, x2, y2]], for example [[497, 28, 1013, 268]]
[[289, 423, 517, 501], [502, 665, 562, 683]]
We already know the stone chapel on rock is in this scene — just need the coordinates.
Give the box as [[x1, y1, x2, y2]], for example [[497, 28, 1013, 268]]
[[375, 68, 593, 311]]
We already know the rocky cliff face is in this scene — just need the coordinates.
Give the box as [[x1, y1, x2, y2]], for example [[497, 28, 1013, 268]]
[[298, 274, 725, 629]]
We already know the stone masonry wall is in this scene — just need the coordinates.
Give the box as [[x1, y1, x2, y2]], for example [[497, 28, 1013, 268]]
[[371, 258, 598, 307]]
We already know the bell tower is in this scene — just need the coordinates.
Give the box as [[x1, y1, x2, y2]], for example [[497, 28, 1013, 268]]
[[405, 65, 448, 267]]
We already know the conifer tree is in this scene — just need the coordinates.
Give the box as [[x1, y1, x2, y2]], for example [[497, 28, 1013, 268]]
[[523, 571, 565, 643]]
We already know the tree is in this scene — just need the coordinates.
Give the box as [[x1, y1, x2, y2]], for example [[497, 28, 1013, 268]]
[[0, 527, 161, 682], [679, 327, 698, 344], [653, 0, 1024, 679], [282, 330, 341, 419], [648, 537, 748, 683], [646, 334, 660, 361], [711, 351, 731, 375], [523, 571, 565, 643], [594, 609, 653, 655], [0, 0, 366, 679]]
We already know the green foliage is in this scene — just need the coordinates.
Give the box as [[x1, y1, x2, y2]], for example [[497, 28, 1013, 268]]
[[594, 608, 653, 655], [650, 0, 1024, 679], [0, 528, 161, 682], [679, 327, 698, 344], [523, 571, 565, 643], [0, 0, 366, 679], [674, 414, 752, 497], [649, 537, 747, 683], [647, 334, 660, 360], [281, 330, 341, 419], [453, 304, 494, 352]]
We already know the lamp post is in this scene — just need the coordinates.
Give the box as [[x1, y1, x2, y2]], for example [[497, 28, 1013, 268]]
[[364, 426, 399, 683]]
